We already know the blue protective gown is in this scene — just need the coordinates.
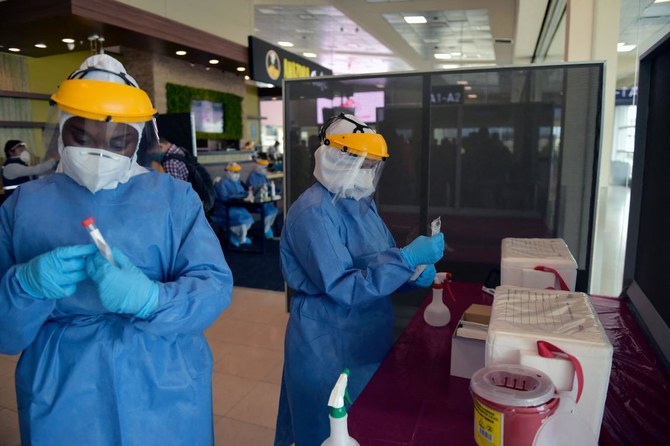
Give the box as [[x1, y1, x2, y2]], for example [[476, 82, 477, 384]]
[[274, 182, 414, 446], [246, 170, 278, 218], [0, 171, 233, 446], [211, 178, 254, 228]]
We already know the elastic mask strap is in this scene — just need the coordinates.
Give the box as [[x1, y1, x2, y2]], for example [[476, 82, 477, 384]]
[[68, 67, 137, 87], [319, 112, 372, 142]]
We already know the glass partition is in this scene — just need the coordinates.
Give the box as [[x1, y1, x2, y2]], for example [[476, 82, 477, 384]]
[[283, 63, 603, 291]]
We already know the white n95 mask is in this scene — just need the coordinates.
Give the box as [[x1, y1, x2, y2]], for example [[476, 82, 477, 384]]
[[348, 168, 376, 200], [228, 172, 241, 182], [19, 151, 32, 164], [60, 146, 133, 193]]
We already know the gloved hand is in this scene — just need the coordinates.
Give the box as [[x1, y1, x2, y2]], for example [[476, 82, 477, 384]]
[[412, 264, 436, 288], [16, 244, 98, 299], [400, 233, 445, 269], [86, 247, 159, 318]]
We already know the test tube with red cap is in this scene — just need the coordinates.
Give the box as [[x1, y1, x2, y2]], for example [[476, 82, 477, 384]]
[[81, 217, 116, 266]]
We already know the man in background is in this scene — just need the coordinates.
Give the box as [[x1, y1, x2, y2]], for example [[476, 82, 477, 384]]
[[2, 140, 57, 196]]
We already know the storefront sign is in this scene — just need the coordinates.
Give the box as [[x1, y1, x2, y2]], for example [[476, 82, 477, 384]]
[[431, 85, 465, 105], [248, 36, 332, 87], [615, 86, 637, 105]]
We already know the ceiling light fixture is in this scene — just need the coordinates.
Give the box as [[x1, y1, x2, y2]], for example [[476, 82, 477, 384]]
[[8, 47, 20, 52], [450, 51, 462, 57], [457, 80, 469, 85], [617, 42, 636, 52], [236, 66, 246, 72], [654, 0, 670, 3], [404, 16, 427, 24], [434, 53, 452, 60], [34, 43, 47, 49], [175, 50, 187, 56], [278, 41, 294, 47], [303, 52, 317, 58], [244, 75, 250, 80], [209, 59, 220, 64], [467, 94, 478, 99], [61, 38, 75, 44]]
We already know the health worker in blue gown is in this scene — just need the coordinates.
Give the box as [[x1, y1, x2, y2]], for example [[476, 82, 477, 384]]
[[212, 162, 254, 247], [0, 54, 233, 446], [274, 113, 445, 446], [246, 158, 279, 238]]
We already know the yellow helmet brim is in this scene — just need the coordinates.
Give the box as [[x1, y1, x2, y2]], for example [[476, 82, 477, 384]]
[[324, 133, 389, 160], [51, 79, 157, 123]]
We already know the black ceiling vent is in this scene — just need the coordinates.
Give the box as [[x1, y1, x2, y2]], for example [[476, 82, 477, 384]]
[[494, 38, 514, 44]]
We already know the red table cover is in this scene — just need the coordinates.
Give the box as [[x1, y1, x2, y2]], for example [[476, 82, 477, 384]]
[[348, 281, 670, 445]]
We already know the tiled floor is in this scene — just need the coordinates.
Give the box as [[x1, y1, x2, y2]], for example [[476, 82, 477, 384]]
[[0, 286, 287, 446]]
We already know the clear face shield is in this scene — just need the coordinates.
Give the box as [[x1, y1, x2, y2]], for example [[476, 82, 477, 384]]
[[42, 106, 159, 193], [313, 144, 386, 203], [44, 108, 159, 160]]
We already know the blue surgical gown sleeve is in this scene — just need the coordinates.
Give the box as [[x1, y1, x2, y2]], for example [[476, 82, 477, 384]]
[[0, 194, 55, 354], [131, 185, 232, 336], [281, 194, 414, 308]]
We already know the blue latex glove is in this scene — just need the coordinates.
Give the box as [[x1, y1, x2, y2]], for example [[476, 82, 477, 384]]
[[16, 244, 98, 299], [86, 247, 159, 318], [399, 233, 445, 269], [412, 264, 436, 288]]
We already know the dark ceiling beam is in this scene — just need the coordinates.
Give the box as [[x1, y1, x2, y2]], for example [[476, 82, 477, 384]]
[[70, 0, 247, 63]]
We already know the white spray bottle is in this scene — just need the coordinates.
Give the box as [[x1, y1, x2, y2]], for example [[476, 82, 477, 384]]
[[423, 272, 451, 327], [321, 369, 360, 446]]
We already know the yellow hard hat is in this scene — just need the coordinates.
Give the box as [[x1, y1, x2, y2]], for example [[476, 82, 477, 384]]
[[256, 159, 270, 166], [51, 79, 157, 123], [324, 133, 389, 160], [226, 162, 242, 172]]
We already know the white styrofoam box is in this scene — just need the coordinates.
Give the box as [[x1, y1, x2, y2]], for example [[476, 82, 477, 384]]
[[450, 333, 486, 379], [501, 238, 578, 291], [486, 286, 613, 438]]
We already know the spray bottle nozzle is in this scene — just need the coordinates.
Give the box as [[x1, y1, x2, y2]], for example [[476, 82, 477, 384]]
[[327, 369, 351, 418]]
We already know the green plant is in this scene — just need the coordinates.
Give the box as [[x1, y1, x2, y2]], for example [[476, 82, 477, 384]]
[[165, 83, 242, 140]]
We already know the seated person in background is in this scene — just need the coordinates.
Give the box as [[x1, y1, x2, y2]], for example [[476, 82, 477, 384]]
[[211, 163, 254, 247], [246, 158, 279, 239], [157, 137, 189, 181], [2, 140, 57, 196]]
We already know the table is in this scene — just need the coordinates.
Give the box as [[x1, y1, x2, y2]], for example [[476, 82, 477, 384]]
[[348, 281, 670, 445], [222, 197, 280, 254]]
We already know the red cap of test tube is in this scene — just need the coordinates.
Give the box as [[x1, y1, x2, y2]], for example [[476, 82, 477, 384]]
[[81, 217, 96, 228]]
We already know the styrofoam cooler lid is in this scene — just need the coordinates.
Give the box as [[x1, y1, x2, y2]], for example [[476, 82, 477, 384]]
[[533, 412, 597, 446], [470, 364, 555, 407], [502, 238, 577, 266]]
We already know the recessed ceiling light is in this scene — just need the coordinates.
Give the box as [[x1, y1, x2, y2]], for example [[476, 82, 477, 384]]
[[457, 80, 469, 85], [303, 52, 317, 58], [8, 47, 20, 52], [175, 50, 187, 56], [654, 0, 670, 3], [617, 42, 636, 52], [434, 53, 452, 60], [404, 16, 427, 24], [209, 59, 220, 64], [450, 51, 462, 57], [236, 66, 246, 72], [439, 64, 460, 69], [244, 75, 250, 80], [34, 43, 47, 49], [464, 85, 473, 91], [277, 41, 294, 47], [61, 38, 75, 44], [467, 94, 478, 99]]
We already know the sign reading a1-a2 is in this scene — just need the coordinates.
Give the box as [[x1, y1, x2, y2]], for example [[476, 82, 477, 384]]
[[248, 36, 332, 87]]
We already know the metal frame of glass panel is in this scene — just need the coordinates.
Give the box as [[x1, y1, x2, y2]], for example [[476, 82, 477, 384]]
[[283, 62, 603, 292]]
